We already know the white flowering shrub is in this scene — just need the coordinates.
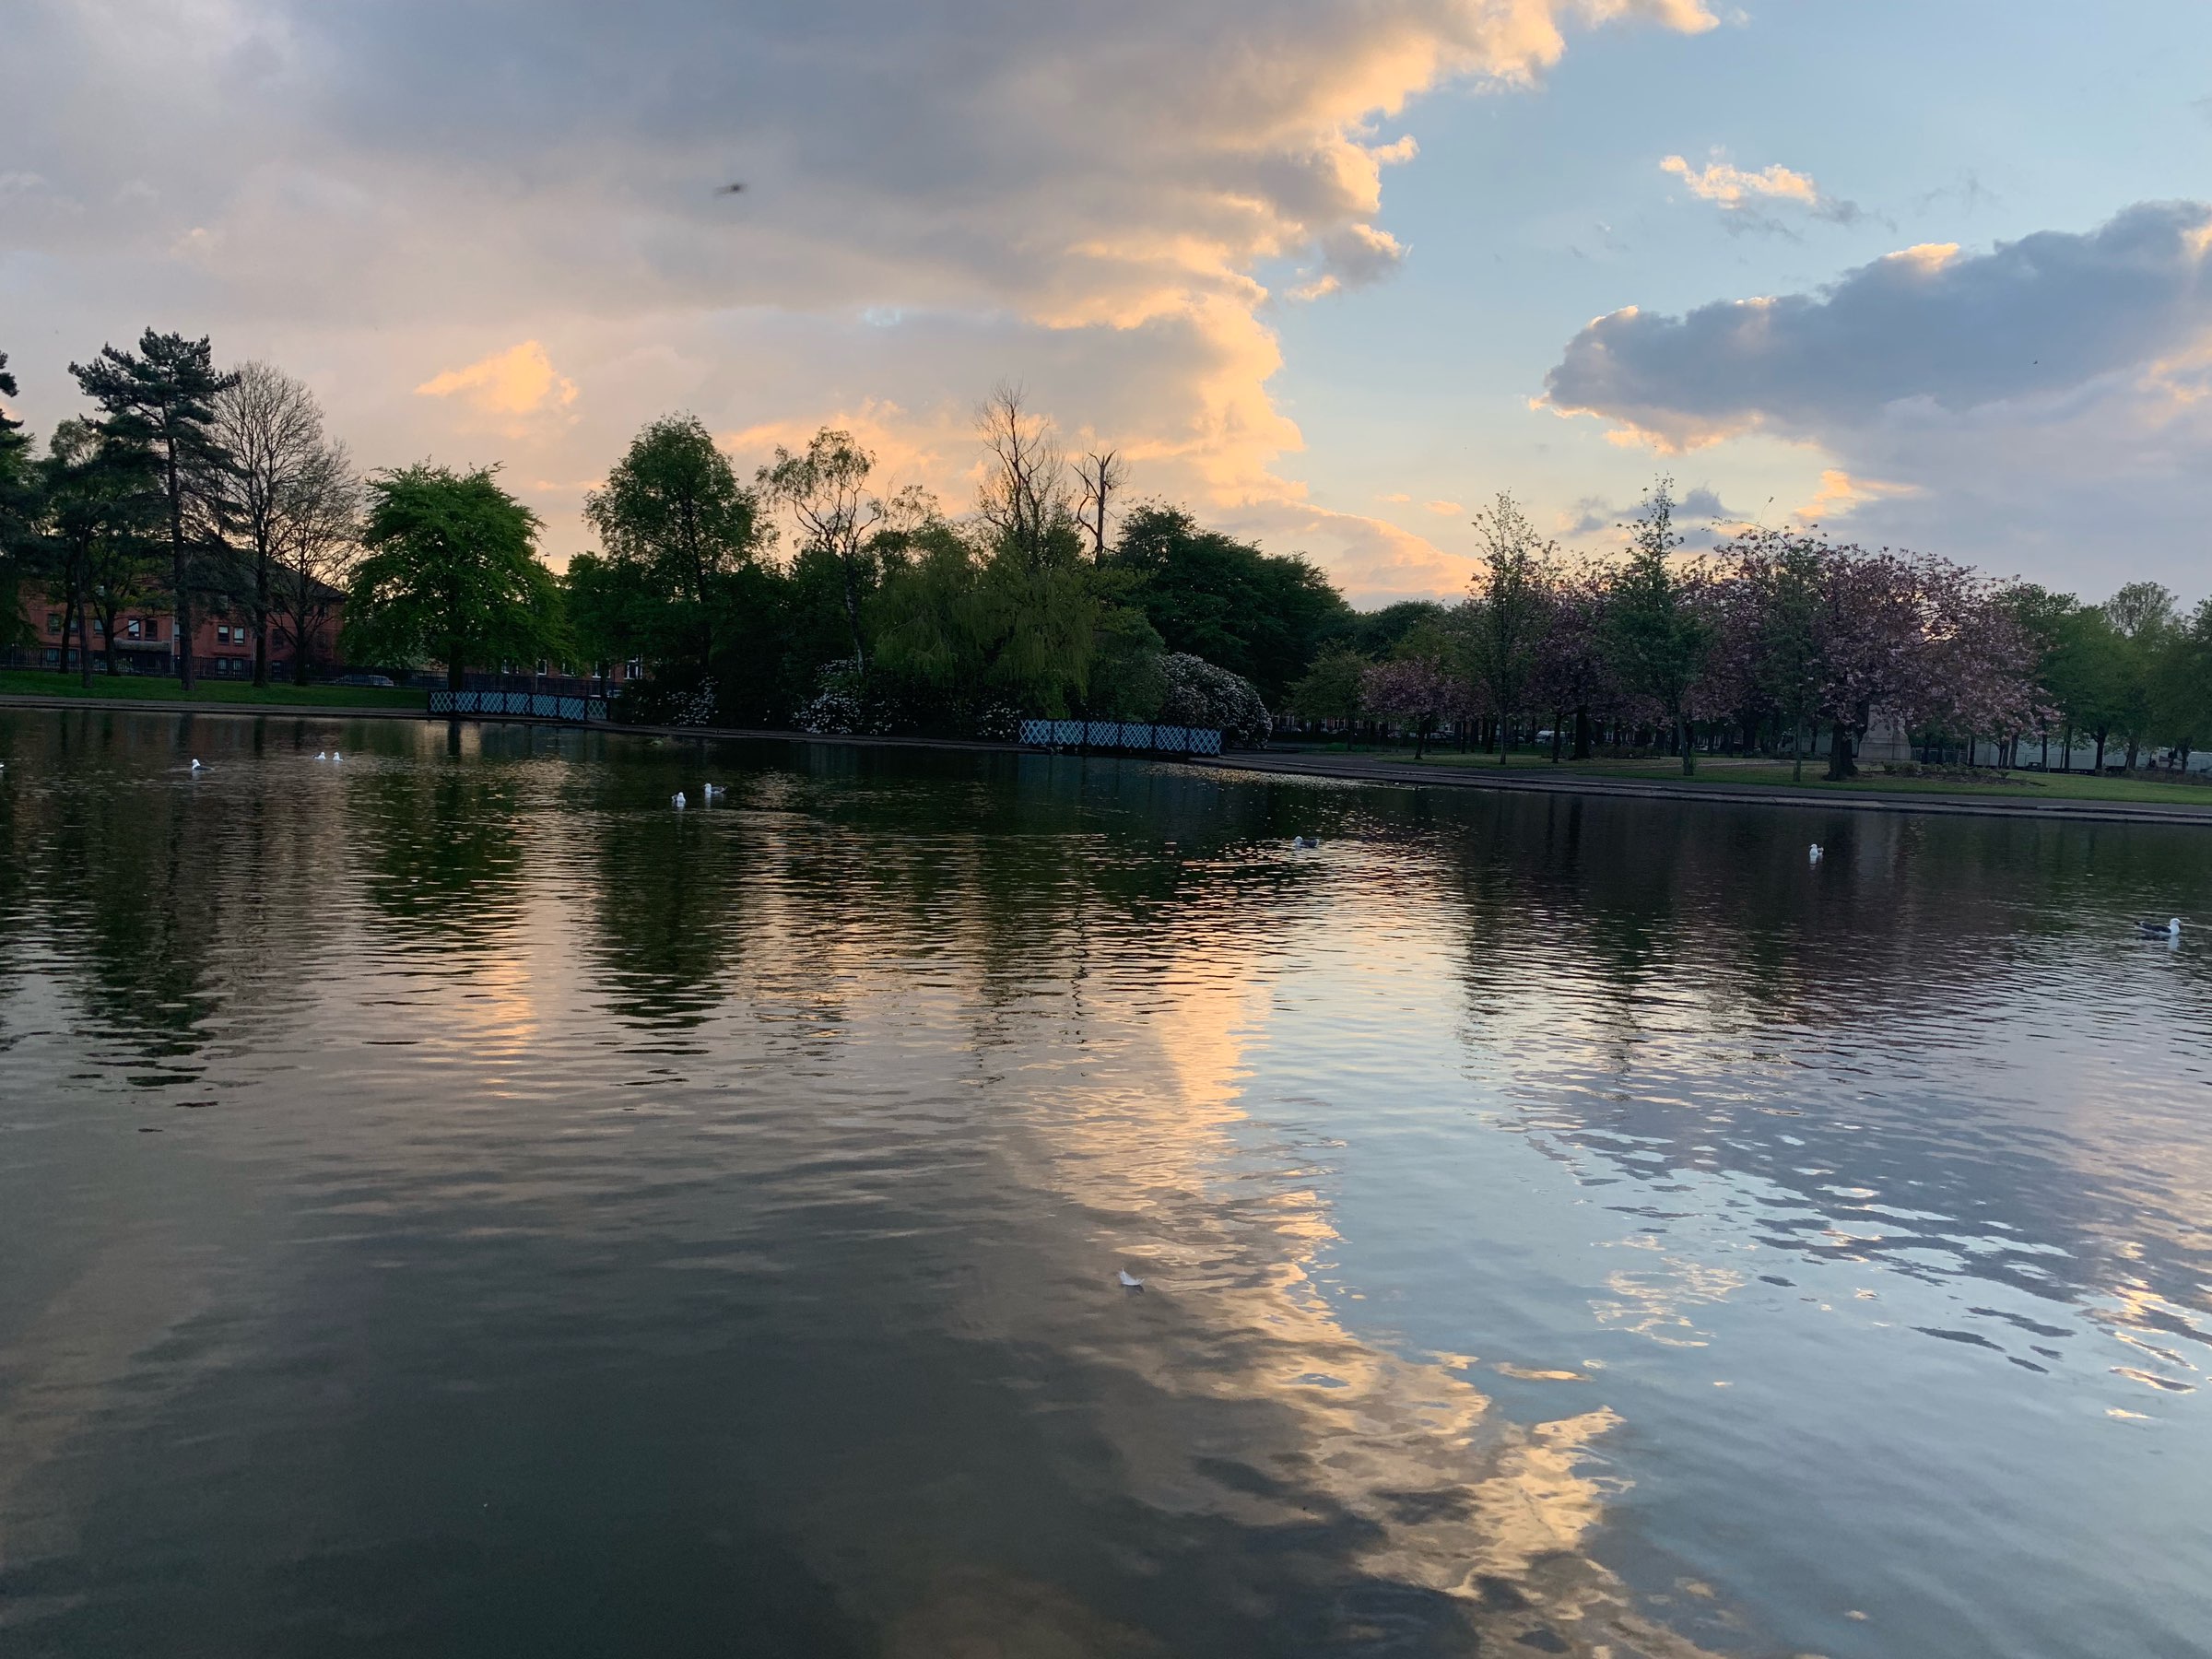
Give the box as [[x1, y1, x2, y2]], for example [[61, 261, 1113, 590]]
[[1157, 653, 1270, 747]]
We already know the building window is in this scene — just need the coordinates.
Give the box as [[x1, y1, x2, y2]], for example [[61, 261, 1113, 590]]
[[46, 613, 60, 634], [92, 617, 105, 636], [125, 618, 141, 639]]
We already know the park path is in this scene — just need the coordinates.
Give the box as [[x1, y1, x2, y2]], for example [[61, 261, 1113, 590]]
[[1205, 747, 2212, 827]]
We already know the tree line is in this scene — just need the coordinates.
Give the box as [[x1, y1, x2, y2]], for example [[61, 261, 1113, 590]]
[[3, 330, 2205, 769], [1297, 488, 2212, 778]]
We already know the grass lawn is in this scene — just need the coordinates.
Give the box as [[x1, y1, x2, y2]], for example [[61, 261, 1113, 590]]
[[1294, 744, 2212, 808], [0, 669, 427, 712]]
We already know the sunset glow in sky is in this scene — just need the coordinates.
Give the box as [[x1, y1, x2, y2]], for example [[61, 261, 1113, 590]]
[[5, 1, 2209, 603]]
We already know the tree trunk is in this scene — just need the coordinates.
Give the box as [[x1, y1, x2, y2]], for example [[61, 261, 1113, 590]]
[[1550, 709, 1564, 764], [1825, 719, 1855, 781], [1677, 714, 1695, 776], [166, 436, 196, 695], [76, 595, 94, 688], [253, 546, 271, 688], [2041, 728, 2050, 771], [1792, 719, 1806, 783], [56, 582, 78, 676], [448, 641, 466, 694], [841, 555, 866, 668], [2094, 732, 2107, 772]]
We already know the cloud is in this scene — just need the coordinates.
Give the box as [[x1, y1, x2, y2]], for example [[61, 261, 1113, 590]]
[[1544, 203, 2212, 447], [1794, 467, 1915, 524], [1422, 498, 1463, 515], [1659, 151, 1862, 233], [0, 0, 1719, 605], [1562, 483, 1745, 539], [1541, 201, 2212, 589], [1290, 223, 1408, 301], [415, 341, 578, 418]]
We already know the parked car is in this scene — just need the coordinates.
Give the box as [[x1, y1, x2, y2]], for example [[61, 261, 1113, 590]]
[[327, 672, 396, 688]]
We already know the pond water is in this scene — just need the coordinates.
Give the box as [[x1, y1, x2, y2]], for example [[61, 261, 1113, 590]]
[[2, 708, 2209, 1658]]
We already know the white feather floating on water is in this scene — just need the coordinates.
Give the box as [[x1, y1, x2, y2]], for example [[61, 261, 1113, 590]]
[[1117, 1270, 1144, 1290]]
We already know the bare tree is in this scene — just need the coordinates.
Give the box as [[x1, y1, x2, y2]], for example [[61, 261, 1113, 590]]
[[273, 441, 360, 683], [974, 384, 1075, 570], [1074, 447, 1126, 561], [759, 428, 884, 665], [211, 362, 335, 686]]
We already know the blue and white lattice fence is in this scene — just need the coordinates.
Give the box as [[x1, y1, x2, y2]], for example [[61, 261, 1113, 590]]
[[429, 689, 608, 724], [1018, 718, 1221, 757]]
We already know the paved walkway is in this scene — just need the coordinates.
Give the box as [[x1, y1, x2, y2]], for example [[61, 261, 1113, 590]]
[[7, 692, 2206, 826], [1204, 748, 2212, 827]]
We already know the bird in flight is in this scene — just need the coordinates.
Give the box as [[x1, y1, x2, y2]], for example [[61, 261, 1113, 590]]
[[716, 182, 745, 195]]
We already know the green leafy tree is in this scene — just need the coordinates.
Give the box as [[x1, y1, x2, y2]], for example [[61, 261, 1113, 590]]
[[1999, 583, 2080, 770], [582, 414, 767, 670], [1603, 479, 1714, 776], [1108, 504, 1348, 703], [2150, 599, 2212, 769], [343, 465, 560, 690], [1457, 492, 1557, 765], [41, 420, 163, 683], [69, 330, 236, 690], [2101, 582, 2178, 771], [0, 350, 46, 644], [2049, 605, 2126, 772], [1289, 644, 1371, 740], [759, 428, 892, 666]]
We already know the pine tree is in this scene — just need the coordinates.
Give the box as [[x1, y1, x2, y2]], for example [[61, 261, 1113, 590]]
[[69, 331, 236, 690]]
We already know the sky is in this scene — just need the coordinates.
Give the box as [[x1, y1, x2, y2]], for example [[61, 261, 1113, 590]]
[[3, 0, 2209, 606]]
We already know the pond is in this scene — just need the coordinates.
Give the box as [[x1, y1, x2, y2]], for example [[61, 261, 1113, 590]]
[[2, 708, 2207, 1657]]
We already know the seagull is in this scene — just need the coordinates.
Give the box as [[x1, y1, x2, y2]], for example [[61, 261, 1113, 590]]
[[2135, 916, 2182, 938], [332, 751, 343, 763], [188, 759, 202, 772], [314, 750, 327, 760], [702, 782, 724, 801], [1808, 843, 1823, 863], [1290, 835, 1320, 850], [672, 792, 687, 809], [715, 182, 745, 195], [1117, 1270, 1145, 1291]]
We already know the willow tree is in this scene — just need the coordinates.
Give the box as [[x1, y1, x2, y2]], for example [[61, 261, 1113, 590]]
[[343, 465, 559, 690]]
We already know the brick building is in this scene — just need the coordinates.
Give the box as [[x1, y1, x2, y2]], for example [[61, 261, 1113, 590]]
[[10, 583, 344, 681]]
